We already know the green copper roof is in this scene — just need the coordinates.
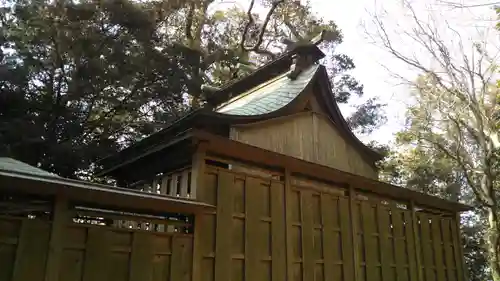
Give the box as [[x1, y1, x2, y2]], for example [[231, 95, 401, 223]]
[[0, 158, 60, 178], [216, 64, 319, 116]]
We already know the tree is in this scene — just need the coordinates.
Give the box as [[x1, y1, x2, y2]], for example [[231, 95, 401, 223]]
[[0, 0, 190, 178], [368, 1, 500, 280], [0, 0, 387, 179]]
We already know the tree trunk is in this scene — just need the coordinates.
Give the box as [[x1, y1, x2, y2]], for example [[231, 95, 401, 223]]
[[486, 207, 500, 281]]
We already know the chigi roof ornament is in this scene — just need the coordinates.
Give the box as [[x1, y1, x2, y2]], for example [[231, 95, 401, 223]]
[[284, 30, 333, 80]]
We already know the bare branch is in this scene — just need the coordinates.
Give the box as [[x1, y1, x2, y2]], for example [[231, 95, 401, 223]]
[[240, 0, 285, 54], [437, 0, 500, 9], [185, 1, 195, 45]]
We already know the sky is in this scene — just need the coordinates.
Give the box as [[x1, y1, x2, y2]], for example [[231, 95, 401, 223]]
[[212, 0, 499, 145], [306, 0, 499, 145]]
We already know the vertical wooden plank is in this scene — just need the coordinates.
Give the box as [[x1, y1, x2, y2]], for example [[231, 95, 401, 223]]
[[160, 176, 169, 195], [190, 144, 207, 200], [271, 182, 287, 281], [170, 236, 193, 281], [11, 219, 51, 281], [404, 211, 418, 281], [301, 191, 315, 281], [191, 143, 207, 281], [451, 214, 465, 281], [361, 202, 377, 281], [129, 232, 154, 281], [172, 174, 180, 197], [214, 171, 233, 281], [431, 218, 446, 281], [410, 202, 423, 281], [284, 170, 293, 281], [82, 228, 110, 281], [44, 196, 69, 281], [441, 219, 455, 281], [377, 205, 392, 281], [321, 194, 335, 281], [392, 209, 406, 281], [149, 180, 157, 231], [180, 170, 190, 198], [339, 197, 354, 281], [151, 179, 158, 193], [420, 214, 434, 281], [246, 177, 262, 281], [349, 187, 360, 281]]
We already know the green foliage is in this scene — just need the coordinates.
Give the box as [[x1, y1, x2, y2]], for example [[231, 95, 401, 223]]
[[378, 75, 499, 281], [0, 0, 189, 178], [0, 0, 386, 179]]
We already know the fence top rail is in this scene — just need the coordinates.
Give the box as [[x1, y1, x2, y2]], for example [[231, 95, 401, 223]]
[[192, 129, 472, 213], [0, 164, 214, 215]]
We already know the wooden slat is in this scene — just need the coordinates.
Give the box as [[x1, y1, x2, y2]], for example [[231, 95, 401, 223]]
[[349, 188, 360, 281], [44, 196, 69, 281], [441, 219, 455, 281], [180, 170, 190, 198], [246, 177, 262, 281], [170, 236, 193, 281], [377, 205, 392, 281], [301, 191, 315, 281], [191, 146, 207, 281], [214, 171, 233, 281], [451, 215, 465, 281], [271, 181, 287, 281], [129, 232, 154, 281], [82, 228, 110, 281], [404, 211, 418, 281], [321, 194, 335, 281], [361, 202, 377, 281], [340, 197, 354, 281], [392, 209, 406, 281], [169, 175, 178, 197], [284, 170, 294, 281], [11, 219, 51, 281], [411, 203, 423, 281], [147, 181, 156, 231], [160, 176, 169, 195], [151, 179, 158, 193], [190, 147, 206, 200], [431, 218, 446, 281], [420, 215, 434, 281]]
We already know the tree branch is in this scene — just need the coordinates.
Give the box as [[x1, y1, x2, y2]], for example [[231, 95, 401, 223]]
[[240, 0, 285, 54], [185, 1, 195, 46]]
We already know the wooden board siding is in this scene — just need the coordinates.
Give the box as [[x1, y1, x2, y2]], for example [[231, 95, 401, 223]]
[[230, 111, 378, 179], [196, 166, 466, 281]]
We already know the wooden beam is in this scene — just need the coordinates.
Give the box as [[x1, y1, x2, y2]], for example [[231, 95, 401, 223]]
[[193, 130, 471, 213]]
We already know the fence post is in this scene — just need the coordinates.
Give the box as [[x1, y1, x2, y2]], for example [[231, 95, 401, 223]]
[[44, 194, 69, 281]]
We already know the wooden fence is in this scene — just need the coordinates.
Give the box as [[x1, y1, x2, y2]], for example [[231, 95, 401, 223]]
[[0, 204, 194, 281], [195, 161, 466, 281]]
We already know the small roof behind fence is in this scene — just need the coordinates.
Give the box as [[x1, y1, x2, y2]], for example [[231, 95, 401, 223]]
[[0, 158, 214, 215]]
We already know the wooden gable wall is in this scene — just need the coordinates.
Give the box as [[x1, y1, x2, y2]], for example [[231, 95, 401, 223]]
[[229, 110, 378, 179]]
